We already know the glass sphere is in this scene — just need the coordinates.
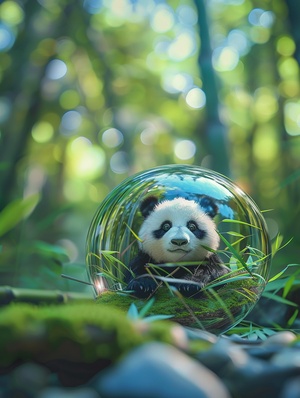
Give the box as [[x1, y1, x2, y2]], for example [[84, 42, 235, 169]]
[[86, 165, 271, 334]]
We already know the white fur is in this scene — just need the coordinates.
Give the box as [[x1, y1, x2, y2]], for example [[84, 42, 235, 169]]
[[139, 198, 220, 263]]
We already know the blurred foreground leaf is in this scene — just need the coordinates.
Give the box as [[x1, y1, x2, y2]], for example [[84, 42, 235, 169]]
[[31, 241, 70, 263], [0, 193, 40, 237]]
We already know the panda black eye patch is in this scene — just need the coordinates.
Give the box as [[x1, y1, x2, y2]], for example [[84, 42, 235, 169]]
[[153, 221, 172, 239], [187, 220, 206, 239]]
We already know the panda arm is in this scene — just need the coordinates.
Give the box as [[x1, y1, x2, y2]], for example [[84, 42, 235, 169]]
[[188, 254, 230, 283], [124, 251, 159, 298], [124, 251, 152, 283], [204, 253, 231, 279], [175, 254, 230, 298]]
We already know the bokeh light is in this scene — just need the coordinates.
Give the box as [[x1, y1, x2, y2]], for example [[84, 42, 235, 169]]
[[284, 101, 300, 136], [66, 137, 106, 179], [174, 139, 196, 160], [110, 151, 129, 174], [253, 125, 279, 163], [59, 90, 81, 110], [212, 46, 239, 71], [248, 9, 274, 28], [168, 30, 197, 61], [83, 0, 103, 14], [276, 36, 296, 57], [227, 29, 250, 56], [102, 128, 124, 148], [150, 4, 175, 33], [185, 87, 206, 109], [60, 110, 82, 134], [140, 123, 156, 146], [177, 5, 198, 26], [253, 87, 278, 122], [0, 23, 15, 51], [45, 59, 68, 80], [31, 121, 54, 144], [1, 1, 24, 26], [162, 72, 193, 94]]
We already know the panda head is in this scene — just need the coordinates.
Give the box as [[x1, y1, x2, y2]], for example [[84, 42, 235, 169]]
[[138, 196, 220, 263]]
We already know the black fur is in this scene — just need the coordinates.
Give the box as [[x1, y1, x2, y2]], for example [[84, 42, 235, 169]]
[[199, 196, 218, 218], [124, 251, 230, 299], [140, 196, 159, 218]]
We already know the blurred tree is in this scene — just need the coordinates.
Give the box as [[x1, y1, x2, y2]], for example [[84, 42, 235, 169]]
[[194, 0, 229, 175], [286, 0, 300, 64]]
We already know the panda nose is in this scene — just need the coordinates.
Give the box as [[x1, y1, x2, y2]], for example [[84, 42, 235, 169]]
[[171, 238, 188, 246]]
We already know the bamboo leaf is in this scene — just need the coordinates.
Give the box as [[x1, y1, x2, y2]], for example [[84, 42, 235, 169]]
[[127, 303, 139, 320], [280, 169, 300, 188], [0, 193, 40, 237], [139, 297, 155, 318], [226, 231, 246, 238], [262, 291, 298, 307], [204, 274, 257, 289], [287, 309, 299, 327], [143, 314, 174, 322], [125, 223, 142, 242], [283, 275, 296, 298], [272, 235, 293, 257], [32, 241, 69, 262], [218, 232, 253, 275], [255, 329, 268, 340], [268, 264, 299, 282], [262, 328, 276, 336], [221, 219, 262, 230], [100, 251, 131, 272]]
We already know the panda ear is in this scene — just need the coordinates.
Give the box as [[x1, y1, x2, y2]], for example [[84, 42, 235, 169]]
[[199, 196, 218, 218], [140, 196, 159, 218]]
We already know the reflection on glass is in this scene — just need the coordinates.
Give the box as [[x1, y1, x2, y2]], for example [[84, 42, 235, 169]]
[[86, 165, 271, 334]]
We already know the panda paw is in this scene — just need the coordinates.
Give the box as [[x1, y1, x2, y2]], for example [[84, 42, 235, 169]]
[[176, 282, 204, 298], [126, 277, 157, 298]]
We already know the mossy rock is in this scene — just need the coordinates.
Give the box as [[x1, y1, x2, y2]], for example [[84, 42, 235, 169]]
[[0, 301, 176, 386]]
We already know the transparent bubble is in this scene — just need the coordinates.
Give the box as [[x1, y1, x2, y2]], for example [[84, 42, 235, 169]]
[[86, 165, 271, 334]]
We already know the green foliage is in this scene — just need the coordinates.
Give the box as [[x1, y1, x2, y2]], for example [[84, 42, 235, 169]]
[[31, 241, 70, 263], [263, 263, 300, 306], [0, 194, 40, 237], [226, 322, 277, 341], [127, 299, 174, 322]]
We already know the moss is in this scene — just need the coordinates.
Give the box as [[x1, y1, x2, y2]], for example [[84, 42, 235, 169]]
[[98, 274, 262, 334], [0, 301, 174, 370]]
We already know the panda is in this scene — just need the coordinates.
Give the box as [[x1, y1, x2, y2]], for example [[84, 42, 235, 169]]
[[124, 195, 230, 298]]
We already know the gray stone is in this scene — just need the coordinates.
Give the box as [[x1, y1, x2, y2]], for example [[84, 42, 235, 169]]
[[271, 347, 300, 368], [196, 337, 251, 376], [93, 342, 230, 398], [263, 331, 297, 346], [37, 387, 100, 398], [280, 377, 300, 398], [197, 337, 300, 398]]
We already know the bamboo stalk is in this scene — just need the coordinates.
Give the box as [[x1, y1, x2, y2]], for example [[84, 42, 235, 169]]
[[0, 286, 93, 305], [194, 0, 230, 175]]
